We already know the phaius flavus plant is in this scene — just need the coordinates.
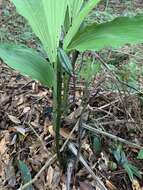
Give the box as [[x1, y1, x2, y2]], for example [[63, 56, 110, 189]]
[[0, 0, 143, 162]]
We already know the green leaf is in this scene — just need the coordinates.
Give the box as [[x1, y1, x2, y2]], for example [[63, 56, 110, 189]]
[[0, 43, 54, 87], [64, 0, 100, 49], [137, 149, 143, 159], [113, 147, 128, 165], [128, 163, 142, 179], [12, 0, 67, 63], [58, 48, 73, 75], [123, 163, 134, 182], [18, 160, 33, 190], [79, 60, 101, 82], [123, 163, 141, 182], [91, 135, 102, 153], [68, 0, 84, 22], [67, 15, 143, 51]]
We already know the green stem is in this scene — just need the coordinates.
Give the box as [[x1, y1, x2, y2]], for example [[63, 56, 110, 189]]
[[63, 73, 70, 114], [63, 51, 79, 115], [53, 59, 62, 165]]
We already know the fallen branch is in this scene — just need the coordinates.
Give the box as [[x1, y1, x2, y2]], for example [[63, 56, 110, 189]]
[[82, 123, 143, 149]]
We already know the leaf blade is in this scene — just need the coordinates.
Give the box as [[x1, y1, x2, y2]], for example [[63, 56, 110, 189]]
[[18, 160, 33, 190], [0, 43, 54, 87], [64, 0, 100, 49], [12, 0, 67, 63], [67, 15, 143, 51]]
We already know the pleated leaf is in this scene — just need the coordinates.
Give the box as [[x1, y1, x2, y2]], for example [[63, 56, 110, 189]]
[[67, 15, 143, 51], [68, 0, 84, 21], [64, 0, 100, 49], [0, 43, 54, 87], [12, 0, 67, 63]]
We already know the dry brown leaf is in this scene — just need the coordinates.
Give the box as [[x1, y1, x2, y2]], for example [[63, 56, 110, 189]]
[[47, 166, 54, 186], [0, 132, 10, 177], [48, 125, 55, 136], [106, 180, 117, 190], [132, 179, 142, 190], [7, 114, 21, 124], [60, 127, 76, 140], [48, 125, 76, 140]]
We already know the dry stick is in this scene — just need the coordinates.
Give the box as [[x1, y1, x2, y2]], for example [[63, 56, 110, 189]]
[[18, 121, 79, 190], [68, 142, 108, 190], [82, 123, 143, 150]]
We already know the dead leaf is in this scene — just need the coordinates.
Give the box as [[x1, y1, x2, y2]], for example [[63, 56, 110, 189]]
[[60, 127, 76, 140], [14, 126, 26, 135], [47, 166, 54, 186], [106, 180, 117, 190], [0, 132, 10, 178], [7, 114, 21, 124], [48, 125, 76, 140], [48, 125, 55, 136], [132, 179, 142, 190], [22, 107, 31, 114]]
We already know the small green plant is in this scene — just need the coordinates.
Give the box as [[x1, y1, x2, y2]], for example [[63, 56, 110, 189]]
[[113, 146, 142, 182], [0, 0, 143, 163], [137, 149, 143, 159]]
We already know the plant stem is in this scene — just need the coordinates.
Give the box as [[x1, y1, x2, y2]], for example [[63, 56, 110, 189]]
[[53, 59, 62, 165], [63, 51, 79, 114], [63, 73, 70, 114]]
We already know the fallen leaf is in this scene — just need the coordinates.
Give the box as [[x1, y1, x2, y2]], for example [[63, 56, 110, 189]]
[[7, 114, 21, 124], [48, 125, 55, 136], [106, 180, 117, 190], [22, 107, 31, 114], [48, 125, 76, 140], [14, 126, 26, 136], [47, 166, 54, 186], [0, 132, 10, 178], [132, 179, 142, 190], [60, 127, 76, 140]]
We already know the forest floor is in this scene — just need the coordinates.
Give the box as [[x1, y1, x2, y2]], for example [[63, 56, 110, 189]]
[[0, 1, 143, 190]]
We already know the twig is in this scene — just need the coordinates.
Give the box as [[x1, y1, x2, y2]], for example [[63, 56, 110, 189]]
[[82, 123, 143, 149], [68, 142, 108, 190], [28, 124, 49, 153]]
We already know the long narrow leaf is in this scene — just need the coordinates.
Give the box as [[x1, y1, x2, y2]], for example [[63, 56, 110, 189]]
[[18, 160, 33, 190], [67, 15, 143, 51], [68, 0, 84, 21], [12, 0, 67, 63], [64, 0, 100, 49], [0, 43, 54, 87]]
